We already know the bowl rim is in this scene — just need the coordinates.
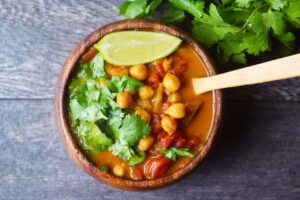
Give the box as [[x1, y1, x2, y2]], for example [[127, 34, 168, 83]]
[[54, 19, 222, 190]]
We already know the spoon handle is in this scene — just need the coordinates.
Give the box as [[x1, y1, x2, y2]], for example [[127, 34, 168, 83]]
[[193, 54, 300, 95]]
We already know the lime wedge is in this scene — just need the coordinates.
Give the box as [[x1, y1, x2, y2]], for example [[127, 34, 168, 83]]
[[94, 31, 182, 66]]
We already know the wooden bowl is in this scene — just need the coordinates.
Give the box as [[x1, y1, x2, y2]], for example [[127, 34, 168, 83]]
[[55, 19, 222, 190]]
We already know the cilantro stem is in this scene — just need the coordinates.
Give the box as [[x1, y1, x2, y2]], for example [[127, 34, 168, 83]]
[[240, 4, 268, 31]]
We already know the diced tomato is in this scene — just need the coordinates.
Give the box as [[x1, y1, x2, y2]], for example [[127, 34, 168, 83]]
[[171, 136, 187, 148], [129, 166, 143, 181], [147, 71, 161, 88], [106, 64, 129, 77], [151, 114, 162, 133], [157, 132, 177, 149], [143, 156, 171, 179], [153, 60, 165, 77], [169, 60, 187, 76], [79, 47, 98, 64], [186, 138, 201, 148]]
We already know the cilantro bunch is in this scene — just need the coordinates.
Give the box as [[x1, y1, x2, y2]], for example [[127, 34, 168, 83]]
[[119, 0, 300, 64], [69, 53, 151, 164]]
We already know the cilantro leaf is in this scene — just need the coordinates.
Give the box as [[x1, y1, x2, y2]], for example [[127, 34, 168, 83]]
[[277, 32, 295, 52], [145, 0, 163, 14], [107, 109, 126, 138], [119, 114, 151, 146], [119, 1, 131, 15], [192, 4, 240, 46], [98, 165, 108, 171], [236, 0, 255, 8], [111, 141, 136, 161], [100, 86, 118, 110], [263, 10, 286, 36], [158, 147, 194, 161], [90, 53, 106, 78], [118, 0, 300, 64], [78, 63, 92, 81], [163, 3, 185, 24], [76, 121, 112, 154], [284, 0, 300, 28], [69, 92, 107, 123], [231, 53, 247, 64], [109, 75, 144, 93], [109, 112, 150, 161], [266, 0, 287, 10], [170, 0, 204, 19], [119, 0, 163, 19], [128, 151, 147, 165], [121, 0, 147, 19]]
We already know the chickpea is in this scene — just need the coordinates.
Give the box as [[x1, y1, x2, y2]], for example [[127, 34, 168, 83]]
[[161, 115, 177, 135], [136, 99, 153, 112], [168, 92, 181, 103], [166, 103, 186, 119], [138, 86, 154, 100], [163, 57, 173, 71], [135, 109, 151, 123], [113, 164, 125, 177], [163, 73, 180, 92], [117, 92, 133, 109], [129, 64, 148, 81], [138, 135, 154, 151]]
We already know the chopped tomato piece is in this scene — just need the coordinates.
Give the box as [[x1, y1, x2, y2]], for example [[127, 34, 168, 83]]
[[169, 57, 187, 76], [129, 166, 143, 181], [157, 132, 177, 149], [153, 60, 165, 77], [143, 156, 171, 179], [186, 138, 201, 148], [151, 114, 162, 133], [171, 136, 187, 148], [147, 71, 161, 87], [106, 64, 129, 77]]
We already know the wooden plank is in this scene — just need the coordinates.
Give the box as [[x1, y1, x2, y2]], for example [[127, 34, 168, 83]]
[[0, 0, 122, 99], [1, 0, 300, 100], [0, 100, 299, 199]]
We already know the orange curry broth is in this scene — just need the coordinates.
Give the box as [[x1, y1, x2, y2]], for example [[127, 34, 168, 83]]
[[79, 43, 213, 180]]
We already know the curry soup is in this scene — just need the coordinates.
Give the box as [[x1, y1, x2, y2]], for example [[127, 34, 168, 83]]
[[68, 42, 213, 180]]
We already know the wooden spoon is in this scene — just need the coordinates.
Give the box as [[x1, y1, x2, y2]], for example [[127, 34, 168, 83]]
[[193, 54, 300, 94]]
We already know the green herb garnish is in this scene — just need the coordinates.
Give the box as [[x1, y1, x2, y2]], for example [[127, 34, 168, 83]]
[[108, 75, 144, 93], [128, 151, 147, 166], [98, 165, 108, 171], [118, 0, 300, 64], [68, 54, 151, 162], [158, 147, 194, 161]]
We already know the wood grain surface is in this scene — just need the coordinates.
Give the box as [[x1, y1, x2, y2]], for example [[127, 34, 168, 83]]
[[1, 101, 299, 199], [0, 0, 300, 199], [0, 0, 299, 100]]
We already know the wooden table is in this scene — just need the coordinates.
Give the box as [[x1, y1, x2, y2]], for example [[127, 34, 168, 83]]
[[1, 1, 299, 199]]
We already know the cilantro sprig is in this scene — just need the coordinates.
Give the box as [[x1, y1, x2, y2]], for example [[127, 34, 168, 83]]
[[158, 147, 194, 161], [118, 0, 300, 64], [68, 54, 150, 162]]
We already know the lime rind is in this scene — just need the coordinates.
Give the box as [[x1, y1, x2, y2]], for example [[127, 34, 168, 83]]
[[94, 31, 182, 66]]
